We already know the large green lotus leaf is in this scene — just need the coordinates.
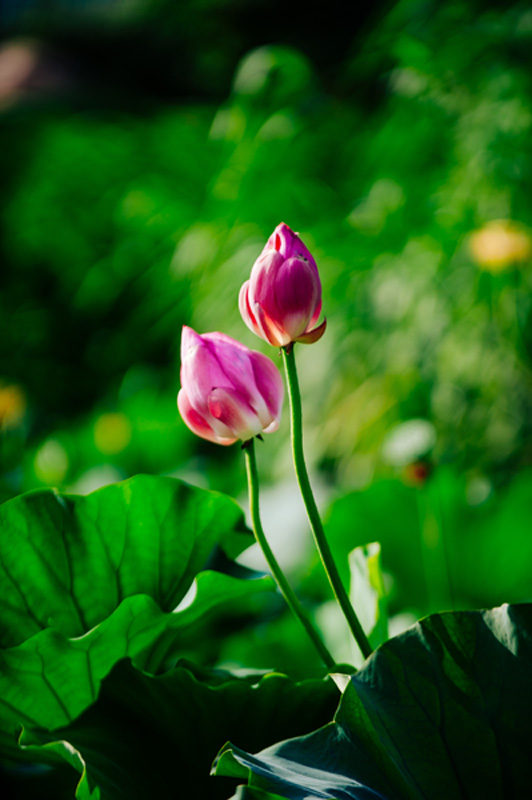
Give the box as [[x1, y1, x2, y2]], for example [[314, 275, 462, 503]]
[[19, 658, 340, 800], [0, 474, 250, 648], [0, 571, 273, 761], [216, 603, 532, 799]]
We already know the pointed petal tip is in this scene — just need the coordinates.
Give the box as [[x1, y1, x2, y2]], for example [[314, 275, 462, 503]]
[[181, 325, 202, 352], [276, 221, 293, 234]]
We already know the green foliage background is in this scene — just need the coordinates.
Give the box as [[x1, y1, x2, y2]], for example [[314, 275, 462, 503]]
[[2, 1, 532, 797]]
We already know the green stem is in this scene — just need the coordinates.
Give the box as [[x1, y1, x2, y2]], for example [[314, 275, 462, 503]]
[[282, 345, 373, 661], [243, 438, 336, 670]]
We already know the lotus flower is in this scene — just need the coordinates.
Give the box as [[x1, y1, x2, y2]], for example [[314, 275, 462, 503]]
[[239, 222, 326, 347], [178, 326, 283, 445]]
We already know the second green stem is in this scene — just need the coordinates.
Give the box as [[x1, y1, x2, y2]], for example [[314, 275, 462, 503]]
[[243, 438, 335, 670], [282, 345, 373, 661]]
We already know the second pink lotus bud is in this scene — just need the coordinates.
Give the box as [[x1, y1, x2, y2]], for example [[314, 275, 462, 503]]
[[178, 326, 284, 446], [239, 222, 327, 348]]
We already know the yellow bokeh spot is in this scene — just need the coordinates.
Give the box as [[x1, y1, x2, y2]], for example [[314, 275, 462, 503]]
[[94, 413, 132, 455], [34, 439, 69, 485], [0, 383, 26, 429], [469, 220, 532, 272]]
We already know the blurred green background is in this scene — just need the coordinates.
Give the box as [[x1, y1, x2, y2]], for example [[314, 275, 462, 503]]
[[2, 0, 532, 664]]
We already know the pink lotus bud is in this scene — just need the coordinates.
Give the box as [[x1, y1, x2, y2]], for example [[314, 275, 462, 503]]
[[239, 222, 327, 347], [178, 326, 284, 446]]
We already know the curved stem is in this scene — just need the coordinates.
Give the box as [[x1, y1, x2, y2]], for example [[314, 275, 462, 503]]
[[282, 345, 373, 661], [243, 438, 335, 670]]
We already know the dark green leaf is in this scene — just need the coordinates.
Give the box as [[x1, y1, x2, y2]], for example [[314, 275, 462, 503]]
[[0, 474, 250, 647], [0, 571, 273, 761], [216, 604, 532, 799], [0, 473, 270, 762], [20, 658, 340, 800]]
